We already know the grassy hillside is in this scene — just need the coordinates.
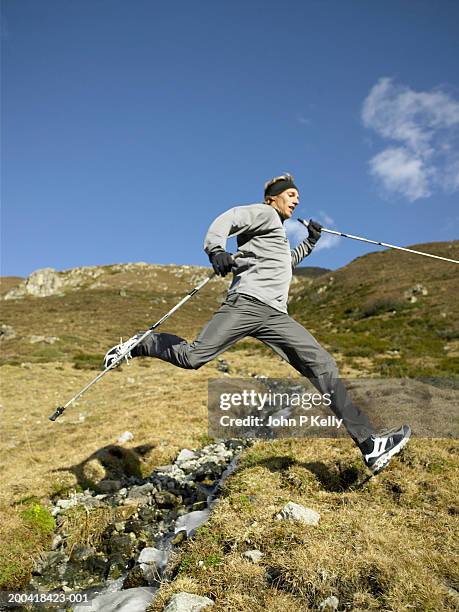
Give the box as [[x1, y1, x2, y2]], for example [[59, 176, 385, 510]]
[[0, 264, 231, 368], [289, 241, 459, 378], [1, 241, 457, 377], [0, 246, 458, 609]]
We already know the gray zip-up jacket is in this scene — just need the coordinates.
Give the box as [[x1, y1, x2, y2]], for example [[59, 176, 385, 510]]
[[204, 203, 316, 313]]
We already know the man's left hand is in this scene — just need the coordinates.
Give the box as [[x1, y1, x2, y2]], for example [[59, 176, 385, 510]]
[[308, 219, 322, 244]]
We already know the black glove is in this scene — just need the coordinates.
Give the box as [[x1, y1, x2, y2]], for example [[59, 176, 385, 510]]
[[307, 219, 322, 245], [209, 250, 234, 277]]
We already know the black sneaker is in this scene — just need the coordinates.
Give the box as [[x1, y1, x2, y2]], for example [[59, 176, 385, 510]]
[[103, 334, 143, 369], [360, 425, 411, 474]]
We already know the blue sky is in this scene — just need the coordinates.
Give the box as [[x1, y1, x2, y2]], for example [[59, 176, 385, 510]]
[[2, 0, 459, 277]]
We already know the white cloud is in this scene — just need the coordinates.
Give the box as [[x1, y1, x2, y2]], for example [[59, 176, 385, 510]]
[[296, 114, 311, 126], [285, 218, 308, 243], [369, 147, 431, 201], [444, 156, 459, 191], [313, 230, 340, 252], [362, 78, 459, 201]]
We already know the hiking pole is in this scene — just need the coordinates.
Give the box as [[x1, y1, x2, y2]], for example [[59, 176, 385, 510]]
[[48, 252, 245, 422], [298, 219, 459, 265]]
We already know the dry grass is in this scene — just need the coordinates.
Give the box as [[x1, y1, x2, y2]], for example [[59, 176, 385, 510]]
[[150, 438, 459, 611], [1, 250, 458, 607], [1, 355, 458, 606], [0, 350, 294, 589]]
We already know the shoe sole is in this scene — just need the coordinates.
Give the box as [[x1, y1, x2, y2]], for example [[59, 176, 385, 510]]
[[370, 433, 411, 475]]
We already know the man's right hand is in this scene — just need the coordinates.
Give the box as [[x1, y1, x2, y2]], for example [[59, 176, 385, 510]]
[[209, 250, 234, 277]]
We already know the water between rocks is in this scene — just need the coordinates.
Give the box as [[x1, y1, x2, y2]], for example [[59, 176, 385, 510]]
[[24, 439, 250, 611]]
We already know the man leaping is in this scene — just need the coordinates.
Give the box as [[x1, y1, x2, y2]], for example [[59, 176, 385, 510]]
[[104, 174, 410, 474]]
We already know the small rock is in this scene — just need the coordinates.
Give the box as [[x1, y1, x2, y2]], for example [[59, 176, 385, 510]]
[[29, 335, 59, 344], [109, 534, 134, 558], [404, 283, 428, 302], [98, 480, 121, 493], [70, 545, 97, 562], [319, 595, 339, 611], [0, 324, 16, 341], [192, 501, 208, 511], [176, 448, 197, 463], [122, 565, 148, 589], [129, 483, 154, 498], [164, 592, 214, 612], [171, 530, 187, 545], [153, 490, 182, 508], [216, 358, 230, 373], [243, 549, 263, 563], [276, 501, 320, 526], [117, 431, 134, 444], [56, 497, 78, 511]]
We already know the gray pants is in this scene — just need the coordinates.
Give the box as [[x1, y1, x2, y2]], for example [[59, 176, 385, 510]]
[[133, 293, 376, 444]]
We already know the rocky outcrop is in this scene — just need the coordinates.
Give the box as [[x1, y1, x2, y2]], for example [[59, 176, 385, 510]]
[[2, 263, 215, 300], [4, 268, 64, 299], [3, 266, 103, 299]]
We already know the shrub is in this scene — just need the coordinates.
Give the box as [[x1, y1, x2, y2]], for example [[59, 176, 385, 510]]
[[359, 298, 406, 318]]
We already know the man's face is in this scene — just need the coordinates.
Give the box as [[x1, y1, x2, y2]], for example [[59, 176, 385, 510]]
[[268, 188, 299, 220]]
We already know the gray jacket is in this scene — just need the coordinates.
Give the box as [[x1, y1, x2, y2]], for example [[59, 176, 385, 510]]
[[204, 203, 316, 313]]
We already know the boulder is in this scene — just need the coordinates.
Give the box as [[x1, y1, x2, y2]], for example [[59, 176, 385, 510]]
[[6, 267, 64, 299]]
